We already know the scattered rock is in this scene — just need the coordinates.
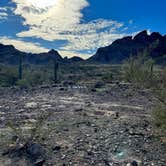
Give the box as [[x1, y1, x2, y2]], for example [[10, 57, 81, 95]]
[[26, 143, 44, 160], [91, 88, 97, 92], [63, 81, 75, 87], [131, 160, 138, 166], [0, 84, 165, 165], [94, 81, 105, 89], [74, 108, 84, 112], [52, 145, 61, 152], [34, 158, 45, 166], [25, 102, 38, 108]]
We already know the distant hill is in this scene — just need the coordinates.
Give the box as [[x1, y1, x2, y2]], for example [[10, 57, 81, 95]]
[[0, 44, 84, 65], [1, 30, 166, 65], [88, 30, 166, 65]]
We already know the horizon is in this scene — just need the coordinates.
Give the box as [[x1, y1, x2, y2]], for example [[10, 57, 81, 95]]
[[0, 0, 166, 58], [0, 30, 165, 60]]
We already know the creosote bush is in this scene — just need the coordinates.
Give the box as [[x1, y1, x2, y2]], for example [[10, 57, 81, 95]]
[[16, 69, 53, 88], [123, 55, 154, 87], [0, 65, 18, 86], [153, 104, 166, 134], [123, 54, 166, 135], [0, 112, 55, 165], [4, 112, 53, 149]]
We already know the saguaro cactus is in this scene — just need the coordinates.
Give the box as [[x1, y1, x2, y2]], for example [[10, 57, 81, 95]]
[[53, 60, 59, 83], [18, 53, 23, 80]]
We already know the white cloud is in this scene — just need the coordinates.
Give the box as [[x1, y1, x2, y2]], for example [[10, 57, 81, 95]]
[[10, 0, 130, 58], [0, 36, 48, 53], [0, 7, 8, 11], [0, 12, 8, 17], [0, 12, 8, 20], [0, 6, 15, 20]]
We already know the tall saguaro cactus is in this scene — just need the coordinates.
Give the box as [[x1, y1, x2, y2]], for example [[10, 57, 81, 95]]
[[18, 53, 23, 80], [53, 60, 59, 83]]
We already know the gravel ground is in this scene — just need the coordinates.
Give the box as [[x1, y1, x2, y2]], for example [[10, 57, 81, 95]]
[[0, 84, 165, 166]]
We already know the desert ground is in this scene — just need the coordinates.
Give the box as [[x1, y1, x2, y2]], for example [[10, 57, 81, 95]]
[[0, 79, 165, 166]]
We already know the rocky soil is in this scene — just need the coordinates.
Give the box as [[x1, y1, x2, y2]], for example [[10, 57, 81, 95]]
[[0, 83, 166, 166]]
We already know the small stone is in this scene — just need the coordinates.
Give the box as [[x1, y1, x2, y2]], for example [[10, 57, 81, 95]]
[[25, 102, 38, 108], [87, 150, 93, 156], [91, 88, 97, 92], [61, 154, 66, 159], [115, 112, 119, 118], [26, 143, 43, 159], [63, 127, 69, 131], [34, 159, 45, 166], [131, 160, 138, 166], [52, 145, 61, 151], [74, 108, 84, 112], [94, 128, 98, 133], [60, 87, 65, 91]]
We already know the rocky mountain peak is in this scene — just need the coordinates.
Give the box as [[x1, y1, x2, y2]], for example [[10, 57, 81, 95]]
[[150, 32, 163, 41], [113, 36, 132, 45], [48, 49, 59, 55], [89, 30, 166, 65], [133, 30, 149, 41]]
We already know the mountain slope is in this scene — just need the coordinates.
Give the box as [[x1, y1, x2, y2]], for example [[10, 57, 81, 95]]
[[89, 30, 166, 64], [0, 43, 64, 65], [0, 44, 84, 64]]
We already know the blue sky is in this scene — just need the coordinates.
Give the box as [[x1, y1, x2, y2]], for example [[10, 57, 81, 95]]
[[0, 0, 165, 58]]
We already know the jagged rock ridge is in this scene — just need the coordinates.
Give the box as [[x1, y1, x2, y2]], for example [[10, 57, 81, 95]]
[[88, 30, 166, 64], [0, 44, 84, 64]]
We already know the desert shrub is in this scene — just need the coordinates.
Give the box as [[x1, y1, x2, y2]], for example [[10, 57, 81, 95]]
[[27, 72, 44, 86], [0, 64, 56, 87], [153, 85, 166, 104], [151, 67, 166, 134], [123, 55, 166, 134], [123, 55, 154, 87], [16, 79, 31, 88], [16, 70, 52, 88], [5, 112, 53, 147], [0, 112, 54, 165], [0, 66, 18, 86], [158, 67, 166, 87], [151, 67, 166, 104], [153, 104, 166, 134]]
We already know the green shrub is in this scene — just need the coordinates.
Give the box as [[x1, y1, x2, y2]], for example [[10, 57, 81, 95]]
[[123, 55, 154, 87], [16, 79, 30, 88], [17, 71, 51, 88], [153, 104, 166, 134], [0, 66, 18, 86], [5, 112, 53, 146], [151, 67, 166, 105], [123, 55, 166, 135]]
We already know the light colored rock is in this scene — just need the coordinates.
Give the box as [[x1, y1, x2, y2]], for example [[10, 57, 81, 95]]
[[25, 102, 38, 108], [41, 104, 52, 108]]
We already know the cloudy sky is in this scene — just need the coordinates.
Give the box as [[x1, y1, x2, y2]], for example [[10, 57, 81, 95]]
[[0, 0, 166, 58]]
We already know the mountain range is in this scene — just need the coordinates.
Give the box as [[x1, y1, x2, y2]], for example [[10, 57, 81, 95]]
[[89, 30, 166, 64], [0, 44, 84, 65], [0, 30, 166, 65]]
